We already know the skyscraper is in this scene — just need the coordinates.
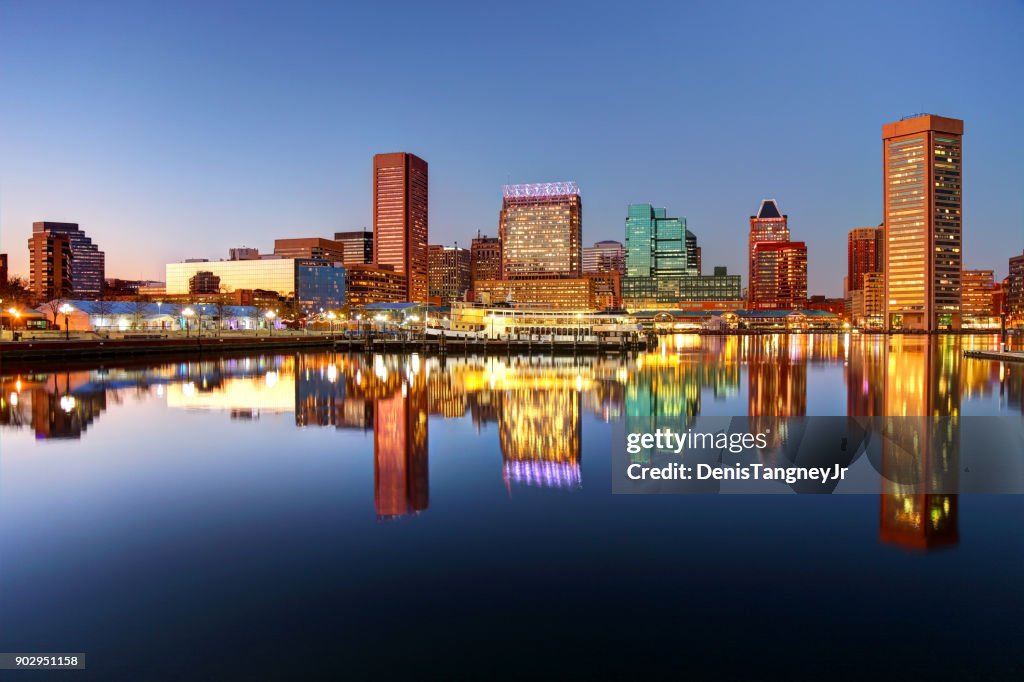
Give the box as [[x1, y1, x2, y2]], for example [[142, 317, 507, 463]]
[[30, 222, 105, 299], [500, 182, 581, 279], [470, 232, 501, 298], [427, 244, 471, 303], [27, 230, 73, 300], [847, 226, 884, 294], [747, 199, 789, 305], [1008, 251, 1024, 324], [750, 241, 808, 310], [333, 229, 373, 266], [883, 114, 964, 331], [960, 269, 995, 324], [622, 203, 694, 307], [373, 153, 428, 301], [583, 240, 625, 274]]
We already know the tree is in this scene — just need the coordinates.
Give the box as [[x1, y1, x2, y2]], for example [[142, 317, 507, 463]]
[[130, 297, 149, 330], [41, 298, 66, 327], [93, 298, 115, 330], [0, 276, 34, 308]]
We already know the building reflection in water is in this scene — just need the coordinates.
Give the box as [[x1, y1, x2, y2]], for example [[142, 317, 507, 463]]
[[747, 334, 808, 454], [374, 367, 429, 518], [878, 336, 960, 551]]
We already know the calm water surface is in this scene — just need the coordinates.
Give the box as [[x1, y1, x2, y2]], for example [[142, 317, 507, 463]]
[[1, 334, 1023, 680]]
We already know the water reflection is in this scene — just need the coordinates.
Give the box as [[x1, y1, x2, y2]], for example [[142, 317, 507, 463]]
[[2, 334, 1022, 543]]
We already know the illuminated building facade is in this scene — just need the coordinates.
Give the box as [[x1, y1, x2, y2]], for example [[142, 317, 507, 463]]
[[622, 203, 695, 308], [960, 269, 996, 327], [750, 241, 807, 310], [500, 182, 582, 279], [847, 226, 884, 293], [373, 152, 429, 301], [851, 271, 885, 328], [344, 264, 406, 307], [747, 199, 790, 306], [1008, 251, 1024, 325], [427, 244, 470, 303], [166, 258, 345, 311], [30, 222, 105, 300], [273, 237, 345, 262], [883, 114, 964, 331], [583, 240, 625, 274], [470, 233, 501, 279], [28, 230, 73, 300], [472, 277, 603, 310], [333, 229, 373, 265], [188, 270, 221, 294]]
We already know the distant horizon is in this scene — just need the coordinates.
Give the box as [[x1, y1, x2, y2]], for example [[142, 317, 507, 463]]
[[2, 1, 1023, 294]]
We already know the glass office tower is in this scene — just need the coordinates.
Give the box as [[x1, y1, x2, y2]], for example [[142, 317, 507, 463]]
[[622, 203, 694, 307]]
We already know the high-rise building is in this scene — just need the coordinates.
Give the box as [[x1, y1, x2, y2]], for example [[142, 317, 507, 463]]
[[750, 241, 808, 310], [373, 152, 428, 301], [30, 222, 105, 299], [961, 269, 995, 323], [27, 231, 73, 300], [685, 230, 701, 275], [500, 182, 582, 279], [847, 226, 884, 294], [1007, 251, 1024, 324], [883, 114, 964, 331], [583, 240, 625, 274], [748, 200, 790, 304], [333, 229, 373, 266], [852, 271, 886, 329], [427, 245, 470, 303], [470, 232, 501, 300], [622, 203, 695, 308], [273, 237, 345, 262]]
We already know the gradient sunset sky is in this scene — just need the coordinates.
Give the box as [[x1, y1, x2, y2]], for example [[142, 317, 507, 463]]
[[2, 0, 1022, 294]]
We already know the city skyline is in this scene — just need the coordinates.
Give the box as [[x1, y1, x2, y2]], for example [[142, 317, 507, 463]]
[[1, 2, 1023, 294]]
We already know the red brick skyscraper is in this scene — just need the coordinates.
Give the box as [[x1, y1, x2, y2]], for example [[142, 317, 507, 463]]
[[751, 241, 808, 310], [373, 152, 428, 301]]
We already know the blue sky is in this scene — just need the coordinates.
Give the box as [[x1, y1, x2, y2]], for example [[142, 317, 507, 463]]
[[2, 0, 1022, 294]]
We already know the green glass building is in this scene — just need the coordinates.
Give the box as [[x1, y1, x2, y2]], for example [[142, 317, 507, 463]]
[[623, 203, 696, 308]]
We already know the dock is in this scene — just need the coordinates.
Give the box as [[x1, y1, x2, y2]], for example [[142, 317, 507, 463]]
[[963, 349, 1024, 363]]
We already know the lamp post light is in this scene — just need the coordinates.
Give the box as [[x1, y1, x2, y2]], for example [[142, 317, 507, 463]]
[[182, 307, 195, 338], [327, 311, 337, 340], [58, 303, 74, 340], [265, 310, 276, 336]]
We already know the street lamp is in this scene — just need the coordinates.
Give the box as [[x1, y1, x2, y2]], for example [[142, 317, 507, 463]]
[[265, 310, 276, 336], [182, 307, 195, 338], [58, 303, 74, 340], [327, 311, 337, 340]]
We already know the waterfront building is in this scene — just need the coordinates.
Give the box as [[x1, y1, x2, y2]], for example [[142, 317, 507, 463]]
[[166, 258, 346, 312], [469, 232, 501, 300], [27, 230, 73, 300], [34, 299, 260, 332], [622, 203, 695, 308], [677, 266, 741, 303], [500, 182, 582, 279], [228, 247, 261, 261], [851, 271, 885, 329], [748, 200, 790, 306], [344, 263, 406, 307], [883, 114, 964, 331], [472, 276, 612, 311], [750, 241, 808, 310], [373, 152, 429, 301], [273, 237, 346, 262], [427, 244, 470, 303], [333, 229, 373, 265], [583, 240, 625, 274], [448, 302, 639, 340], [30, 222, 105, 299], [961, 269, 997, 328]]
